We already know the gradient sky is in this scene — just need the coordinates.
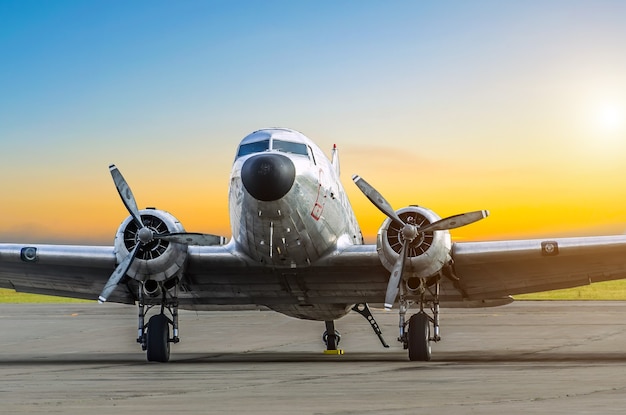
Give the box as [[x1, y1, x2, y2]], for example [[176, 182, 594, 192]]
[[2, 0, 626, 244]]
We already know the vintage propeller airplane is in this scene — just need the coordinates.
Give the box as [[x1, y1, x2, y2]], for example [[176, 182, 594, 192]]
[[2, 128, 626, 362]]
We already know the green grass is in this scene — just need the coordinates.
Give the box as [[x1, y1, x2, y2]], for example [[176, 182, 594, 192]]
[[2, 280, 626, 303], [514, 280, 626, 301], [0, 289, 92, 303]]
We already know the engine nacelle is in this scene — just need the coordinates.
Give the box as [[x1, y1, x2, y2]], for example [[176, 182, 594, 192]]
[[377, 206, 452, 282], [114, 208, 188, 282]]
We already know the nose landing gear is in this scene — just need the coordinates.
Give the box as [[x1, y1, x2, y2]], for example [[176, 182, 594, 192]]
[[323, 320, 344, 355]]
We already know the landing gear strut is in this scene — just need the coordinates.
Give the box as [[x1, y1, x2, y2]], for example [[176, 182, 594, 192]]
[[399, 277, 441, 361], [322, 320, 344, 355], [137, 281, 180, 362], [352, 303, 389, 348]]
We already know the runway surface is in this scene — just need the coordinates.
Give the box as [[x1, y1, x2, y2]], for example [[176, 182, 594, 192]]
[[2, 301, 626, 414]]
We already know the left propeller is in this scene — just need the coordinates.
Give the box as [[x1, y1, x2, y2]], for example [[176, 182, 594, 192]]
[[352, 174, 488, 310], [98, 165, 225, 303]]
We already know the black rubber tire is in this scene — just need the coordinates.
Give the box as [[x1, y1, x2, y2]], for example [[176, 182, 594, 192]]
[[408, 312, 431, 361], [322, 330, 341, 350], [146, 314, 170, 362]]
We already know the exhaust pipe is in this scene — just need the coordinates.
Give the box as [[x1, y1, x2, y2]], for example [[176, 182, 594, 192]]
[[143, 280, 162, 298]]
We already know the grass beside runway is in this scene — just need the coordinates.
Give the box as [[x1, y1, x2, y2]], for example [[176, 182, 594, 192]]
[[1, 280, 626, 303], [514, 280, 626, 300], [0, 289, 92, 303]]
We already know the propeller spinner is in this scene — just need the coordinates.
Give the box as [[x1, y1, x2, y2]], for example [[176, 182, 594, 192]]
[[352, 174, 488, 310]]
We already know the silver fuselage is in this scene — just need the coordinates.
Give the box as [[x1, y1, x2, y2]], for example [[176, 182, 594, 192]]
[[228, 128, 363, 268]]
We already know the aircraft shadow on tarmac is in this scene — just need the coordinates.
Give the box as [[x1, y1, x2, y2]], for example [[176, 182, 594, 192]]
[[2, 351, 626, 365]]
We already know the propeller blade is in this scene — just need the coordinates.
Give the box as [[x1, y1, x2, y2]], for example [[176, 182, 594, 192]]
[[419, 210, 489, 233], [384, 243, 408, 310], [98, 244, 140, 303], [352, 175, 404, 226], [156, 232, 227, 246], [109, 164, 143, 229]]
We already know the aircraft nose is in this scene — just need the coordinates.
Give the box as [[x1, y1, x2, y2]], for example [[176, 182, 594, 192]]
[[241, 153, 296, 201]]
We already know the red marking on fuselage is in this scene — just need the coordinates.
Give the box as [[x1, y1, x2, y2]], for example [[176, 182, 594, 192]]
[[311, 169, 326, 221]]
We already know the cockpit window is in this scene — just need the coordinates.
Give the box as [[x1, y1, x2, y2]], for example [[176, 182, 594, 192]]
[[237, 140, 270, 157], [235, 138, 310, 159], [272, 140, 308, 156]]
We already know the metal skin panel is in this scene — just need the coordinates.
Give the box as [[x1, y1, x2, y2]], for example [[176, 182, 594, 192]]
[[229, 129, 362, 269], [180, 243, 512, 319], [2, 128, 626, 320], [0, 244, 133, 303], [452, 235, 626, 299]]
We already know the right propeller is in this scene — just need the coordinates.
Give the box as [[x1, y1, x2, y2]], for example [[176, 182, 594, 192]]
[[98, 165, 225, 303], [352, 174, 488, 310]]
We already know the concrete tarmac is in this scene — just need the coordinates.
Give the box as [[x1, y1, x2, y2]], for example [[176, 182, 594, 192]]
[[1, 301, 626, 414]]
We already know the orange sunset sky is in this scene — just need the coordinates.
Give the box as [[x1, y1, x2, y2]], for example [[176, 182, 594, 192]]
[[2, 1, 626, 245]]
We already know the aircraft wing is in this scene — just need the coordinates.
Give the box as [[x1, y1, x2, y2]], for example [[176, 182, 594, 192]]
[[0, 242, 387, 306], [0, 243, 242, 305], [0, 244, 129, 302], [182, 244, 389, 307], [183, 235, 626, 306], [2, 235, 626, 306], [452, 235, 626, 299], [0, 241, 374, 306], [183, 234, 626, 306], [305, 234, 626, 303]]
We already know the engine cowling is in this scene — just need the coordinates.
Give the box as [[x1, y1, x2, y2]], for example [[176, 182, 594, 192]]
[[114, 208, 188, 282], [376, 206, 452, 283]]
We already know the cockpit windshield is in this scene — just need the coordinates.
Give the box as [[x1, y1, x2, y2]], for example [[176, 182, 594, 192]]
[[272, 140, 308, 156], [236, 138, 310, 159], [236, 140, 270, 158]]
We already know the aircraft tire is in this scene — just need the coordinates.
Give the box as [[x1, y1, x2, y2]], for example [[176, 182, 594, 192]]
[[323, 330, 340, 350], [408, 312, 431, 361], [146, 314, 170, 362]]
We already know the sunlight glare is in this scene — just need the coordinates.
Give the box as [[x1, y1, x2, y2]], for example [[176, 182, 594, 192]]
[[596, 103, 625, 133]]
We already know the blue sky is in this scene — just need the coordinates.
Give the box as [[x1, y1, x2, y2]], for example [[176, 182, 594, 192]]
[[2, 1, 626, 243]]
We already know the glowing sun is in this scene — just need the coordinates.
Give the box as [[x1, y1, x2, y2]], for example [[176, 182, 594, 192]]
[[595, 103, 625, 134]]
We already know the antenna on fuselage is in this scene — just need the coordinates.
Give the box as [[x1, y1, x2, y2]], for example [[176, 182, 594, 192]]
[[331, 144, 340, 176]]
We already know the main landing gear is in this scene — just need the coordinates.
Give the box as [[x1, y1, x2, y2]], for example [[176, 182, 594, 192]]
[[398, 277, 441, 361], [137, 281, 180, 362]]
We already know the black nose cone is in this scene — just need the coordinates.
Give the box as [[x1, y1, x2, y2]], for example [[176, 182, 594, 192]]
[[241, 153, 296, 201]]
